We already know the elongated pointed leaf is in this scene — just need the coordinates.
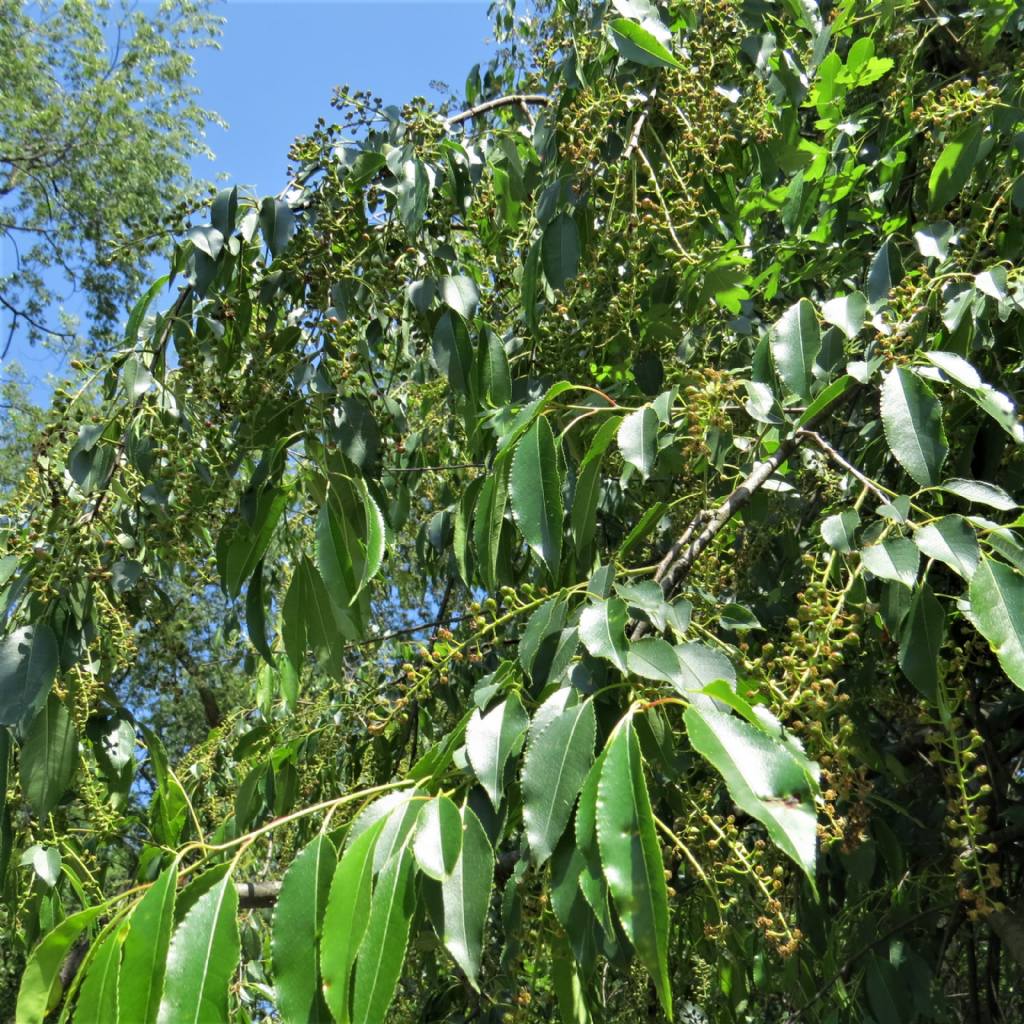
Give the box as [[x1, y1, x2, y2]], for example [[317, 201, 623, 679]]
[[541, 213, 580, 290], [157, 872, 239, 1024], [21, 695, 77, 817], [821, 510, 861, 553], [913, 516, 980, 579], [118, 864, 178, 1024], [596, 714, 671, 1016], [510, 417, 563, 579], [440, 806, 494, 988], [970, 557, 1024, 690], [771, 299, 820, 401], [246, 560, 275, 666], [626, 637, 681, 683], [473, 458, 509, 590], [321, 819, 385, 1024], [0, 625, 58, 727], [617, 406, 658, 480], [572, 416, 621, 549], [465, 693, 529, 807], [861, 538, 920, 587], [880, 367, 947, 486], [579, 598, 629, 673], [355, 480, 386, 599], [351, 845, 416, 1024], [522, 696, 596, 864], [77, 922, 126, 1023], [928, 121, 982, 210], [609, 17, 684, 69], [821, 292, 867, 340], [260, 196, 296, 256], [685, 705, 819, 884], [413, 796, 463, 881], [16, 904, 107, 1024], [941, 478, 1017, 510], [273, 835, 337, 1023], [898, 583, 944, 702]]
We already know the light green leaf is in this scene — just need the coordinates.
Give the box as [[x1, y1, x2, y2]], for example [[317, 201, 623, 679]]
[[596, 713, 672, 1016], [510, 416, 564, 579], [321, 819, 386, 1024], [465, 693, 529, 808], [820, 292, 867, 340], [861, 538, 920, 587], [351, 845, 416, 1024], [118, 864, 177, 1024], [608, 17, 684, 70], [821, 510, 861, 552], [898, 583, 944, 702], [674, 642, 736, 703], [259, 197, 296, 257], [355, 480, 386, 600], [617, 406, 658, 480], [970, 557, 1024, 690], [473, 458, 509, 590], [77, 922, 127, 1024], [541, 213, 580, 290], [913, 516, 980, 579], [522, 696, 596, 865], [579, 598, 630, 673], [928, 121, 983, 210], [16, 904, 107, 1024], [441, 275, 480, 318], [440, 806, 494, 988], [21, 695, 78, 818], [771, 298, 820, 401], [157, 872, 239, 1024], [685, 705, 819, 885], [273, 835, 336, 1023], [880, 367, 947, 486], [626, 637, 680, 683], [0, 625, 58, 727], [940, 478, 1017, 511], [413, 796, 463, 882]]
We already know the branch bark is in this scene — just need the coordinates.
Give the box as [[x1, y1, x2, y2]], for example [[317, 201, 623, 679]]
[[445, 94, 550, 128]]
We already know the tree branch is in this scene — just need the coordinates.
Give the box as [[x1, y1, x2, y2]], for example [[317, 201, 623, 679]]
[[445, 94, 550, 128]]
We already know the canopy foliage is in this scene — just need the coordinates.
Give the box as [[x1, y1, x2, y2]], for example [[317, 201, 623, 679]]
[[2, 0, 1024, 1021]]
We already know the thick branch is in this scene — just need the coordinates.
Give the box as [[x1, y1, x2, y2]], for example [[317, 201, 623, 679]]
[[236, 880, 282, 910], [988, 907, 1024, 971], [445, 94, 550, 128]]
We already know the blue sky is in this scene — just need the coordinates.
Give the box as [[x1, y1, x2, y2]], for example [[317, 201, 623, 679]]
[[4, 0, 497, 398]]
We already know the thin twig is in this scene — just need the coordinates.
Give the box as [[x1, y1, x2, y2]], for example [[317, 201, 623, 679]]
[[445, 94, 550, 128], [796, 429, 888, 504], [623, 89, 656, 161]]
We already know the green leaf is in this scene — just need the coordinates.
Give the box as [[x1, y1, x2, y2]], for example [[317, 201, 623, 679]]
[[16, 904, 107, 1024], [21, 695, 78, 817], [273, 835, 336, 1023], [928, 121, 983, 210], [861, 538, 920, 587], [821, 292, 867, 340], [397, 159, 430, 233], [77, 921, 127, 1024], [866, 239, 901, 311], [685, 705, 819, 885], [440, 806, 494, 988], [541, 213, 580, 290], [413, 796, 463, 881], [441, 275, 480, 319], [579, 598, 630, 673], [913, 516, 980, 579], [246, 560, 275, 666], [465, 693, 529, 808], [522, 238, 542, 334], [478, 328, 512, 406], [572, 416, 621, 549], [617, 405, 658, 480], [355, 479, 386, 599], [609, 17, 684, 70], [118, 864, 177, 1024], [510, 416, 564, 579], [596, 713, 671, 1016], [940, 478, 1017, 511], [156, 872, 239, 1024], [626, 637, 680, 683], [351, 844, 416, 1024], [432, 311, 474, 396], [970, 557, 1024, 690], [0, 625, 58, 727], [259, 197, 296, 257], [522, 696, 596, 865], [880, 367, 947, 486], [771, 298, 820, 401], [473, 458, 509, 590], [321, 819, 386, 1024], [821, 509, 861, 553], [224, 487, 287, 598], [898, 583, 944, 702]]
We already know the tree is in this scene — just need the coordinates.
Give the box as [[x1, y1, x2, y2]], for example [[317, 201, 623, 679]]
[[2, 0, 1024, 1020], [0, 0, 223, 357]]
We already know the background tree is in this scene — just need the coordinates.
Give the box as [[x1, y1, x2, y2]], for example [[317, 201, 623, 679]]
[[0, 0, 223, 358], [2, 0, 1024, 1022]]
